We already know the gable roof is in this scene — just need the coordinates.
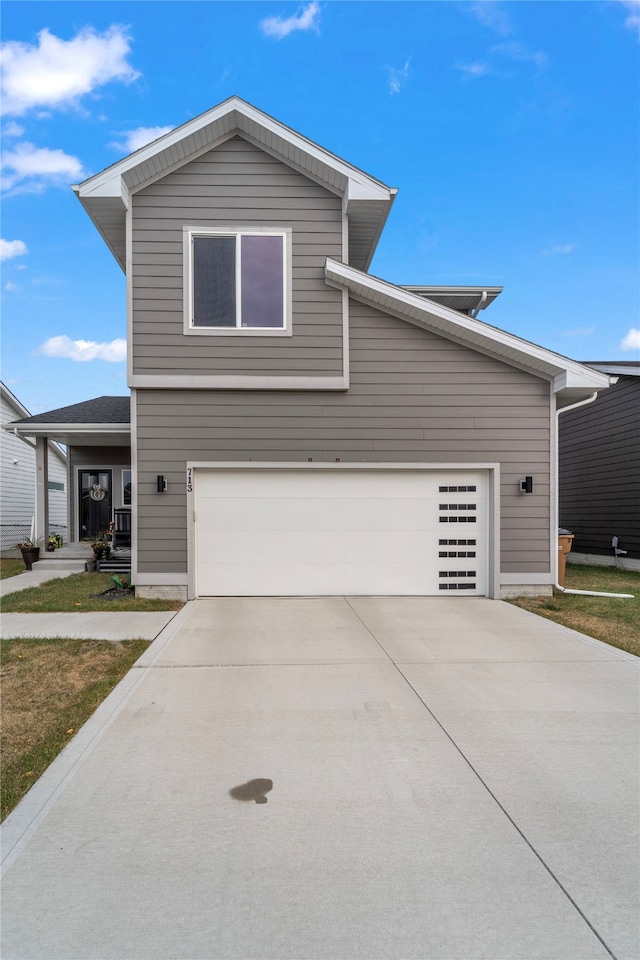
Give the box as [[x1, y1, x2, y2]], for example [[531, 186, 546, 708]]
[[324, 260, 612, 401], [3, 396, 130, 447], [73, 97, 396, 273]]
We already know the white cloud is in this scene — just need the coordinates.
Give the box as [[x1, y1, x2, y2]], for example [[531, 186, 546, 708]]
[[617, 0, 640, 37], [3, 121, 24, 137], [620, 327, 640, 351], [456, 61, 491, 77], [1, 142, 85, 194], [542, 244, 574, 256], [0, 25, 139, 116], [492, 40, 547, 71], [260, 2, 320, 40], [0, 238, 28, 260], [467, 1, 513, 37], [111, 125, 173, 154], [387, 59, 411, 95], [4, 281, 18, 292], [38, 335, 127, 363]]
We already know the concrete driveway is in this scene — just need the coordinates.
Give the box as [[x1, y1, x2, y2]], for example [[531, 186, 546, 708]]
[[2, 598, 638, 960]]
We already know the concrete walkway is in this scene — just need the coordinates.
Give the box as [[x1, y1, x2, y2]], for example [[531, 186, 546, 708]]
[[0, 610, 178, 640], [0, 561, 87, 597], [1, 565, 178, 640], [1, 598, 638, 960]]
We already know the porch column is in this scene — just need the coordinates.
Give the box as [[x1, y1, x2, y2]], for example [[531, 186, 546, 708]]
[[35, 435, 49, 545]]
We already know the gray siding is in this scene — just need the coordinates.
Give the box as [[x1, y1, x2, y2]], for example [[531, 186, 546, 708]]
[[68, 446, 131, 541], [559, 376, 639, 558], [135, 301, 551, 575], [131, 136, 344, 377]]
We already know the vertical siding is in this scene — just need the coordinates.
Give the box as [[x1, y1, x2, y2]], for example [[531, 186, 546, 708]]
[[135, 300, 551, 575], [131, 136, 344, 377], [68, 446, 131, 541], [559, 376, 640, 558]]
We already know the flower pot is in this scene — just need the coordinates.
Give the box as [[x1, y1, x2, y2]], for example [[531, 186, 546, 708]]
[[46, 543, 56, 552], [20, 547, 40, 571]]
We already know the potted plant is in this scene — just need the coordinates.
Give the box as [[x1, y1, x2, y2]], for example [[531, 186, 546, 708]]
[[91, 535, 111, 562], [16, 538, 42, 570], [46, 535, 57, 552]]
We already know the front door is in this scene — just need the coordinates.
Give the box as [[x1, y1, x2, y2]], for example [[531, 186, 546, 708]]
[[79, 470, 112, 540]]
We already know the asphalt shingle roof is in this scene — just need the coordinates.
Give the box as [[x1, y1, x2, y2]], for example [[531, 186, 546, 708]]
[[10, 396, 130, 426]]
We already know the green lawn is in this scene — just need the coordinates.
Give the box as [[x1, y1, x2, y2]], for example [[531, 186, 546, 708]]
[[508, 564, 639, 658], [1, 571, 183, 613], [0, 558, 27, 580], [1, 637, 150, 820]]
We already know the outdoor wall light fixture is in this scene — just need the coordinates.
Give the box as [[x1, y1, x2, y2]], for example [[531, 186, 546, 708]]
[[156, 475, 167, 493], [520, 476, 534, 494]]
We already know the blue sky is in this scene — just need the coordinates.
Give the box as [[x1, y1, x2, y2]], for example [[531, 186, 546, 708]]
[[1, 0, 638, 414]]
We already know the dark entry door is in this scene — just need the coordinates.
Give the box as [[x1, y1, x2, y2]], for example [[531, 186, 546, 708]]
[[79, 470, 112, 540]]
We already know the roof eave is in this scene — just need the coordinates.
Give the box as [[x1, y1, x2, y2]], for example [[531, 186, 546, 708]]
[[74, 97, 396, 272], [324, 259, 611, 398]]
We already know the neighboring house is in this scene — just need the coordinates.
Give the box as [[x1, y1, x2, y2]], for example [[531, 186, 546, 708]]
[[5, 97, 612, 598], [3, 396, 131, 544], [559, 362, 639, 569], [0, 382, 68, 551]]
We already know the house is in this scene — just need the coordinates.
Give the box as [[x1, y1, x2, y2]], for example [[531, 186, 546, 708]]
[[4, 97, 612, 599], [0, 382, 68, 552], [559, 361, 639, 569]]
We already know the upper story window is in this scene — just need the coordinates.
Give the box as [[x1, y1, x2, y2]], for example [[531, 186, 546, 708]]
[[184, 227, 291, 336]]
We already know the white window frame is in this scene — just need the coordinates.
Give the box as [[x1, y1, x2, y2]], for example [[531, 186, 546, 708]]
[[183, 225, 292, 337]]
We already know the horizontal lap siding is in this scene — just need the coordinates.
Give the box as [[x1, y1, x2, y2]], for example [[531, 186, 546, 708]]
[[135, 301, 551, 575], [131, 136, 343, 377], [559, 377, 640, 558]]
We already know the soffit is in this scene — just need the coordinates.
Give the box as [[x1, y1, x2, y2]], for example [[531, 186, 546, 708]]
[[74, 98, 396, 273]]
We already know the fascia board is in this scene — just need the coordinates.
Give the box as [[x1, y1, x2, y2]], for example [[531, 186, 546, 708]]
[[75, 97, 393, 201], [325, 259, 611, 391], [3, 423, 131, 436], [553, 368, 612, 392]]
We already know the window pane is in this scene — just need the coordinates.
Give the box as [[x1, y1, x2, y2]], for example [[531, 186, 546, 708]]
[[122, 469, 132, 505], [240, 235, 284, 328], [193, 237, 236, 327]]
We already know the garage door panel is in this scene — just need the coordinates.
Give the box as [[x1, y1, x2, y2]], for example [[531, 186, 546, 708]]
[[194, 468, 488, 597], [196, 562, 475, 597], [197, 497, 452, 533], [208, 530, 472, 565]]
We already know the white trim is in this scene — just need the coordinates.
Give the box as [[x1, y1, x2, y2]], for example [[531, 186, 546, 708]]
[[76, 97, 393, 201], [130, 390, 138, 583], [549, 384, 557, 580], [324, 259, 612, 396], [187, 461, 500, 600], [128, 374, 348, 390], [5, 423, 130, 437], [187, 464, 196, 600], [182, 226, 292, 337], [126, 205, 133, 385], [134, 573, 189, 586], [501, 573, 555, 585]]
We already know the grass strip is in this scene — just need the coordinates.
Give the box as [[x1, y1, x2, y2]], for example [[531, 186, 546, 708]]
[[1, 572, 183, 613], [508, 565, 639, 657], [1, 637, 150, 821]]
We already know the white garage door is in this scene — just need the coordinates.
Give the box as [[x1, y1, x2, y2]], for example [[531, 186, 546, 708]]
[[194, 468, 489, 597]]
